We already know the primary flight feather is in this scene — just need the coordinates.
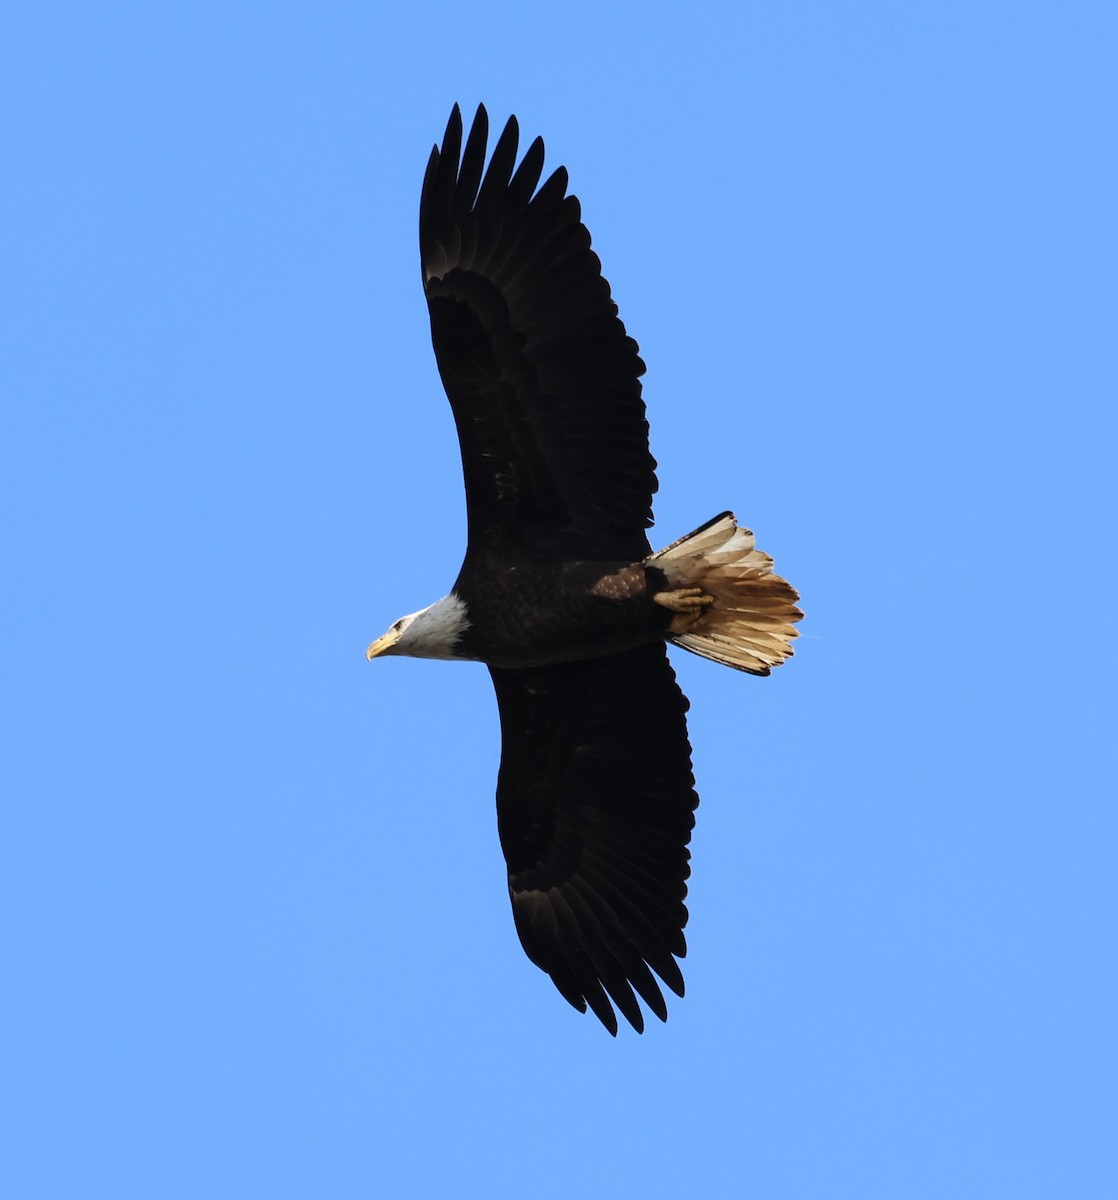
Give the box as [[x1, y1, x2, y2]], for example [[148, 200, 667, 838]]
[[367, 104, 801, 1034]]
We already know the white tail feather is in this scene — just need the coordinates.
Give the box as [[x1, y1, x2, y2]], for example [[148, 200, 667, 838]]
[[649, 512, 802, 675]]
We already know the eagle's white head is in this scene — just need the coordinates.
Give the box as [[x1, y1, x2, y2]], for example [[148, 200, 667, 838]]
[[366, 593, 471, 662]]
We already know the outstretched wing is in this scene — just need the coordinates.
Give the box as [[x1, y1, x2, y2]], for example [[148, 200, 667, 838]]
[[421, 104, 657, 564], [489, 642, 699, 1034]]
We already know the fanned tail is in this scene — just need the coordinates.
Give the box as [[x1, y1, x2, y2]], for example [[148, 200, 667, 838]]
[[648, 512, 802, 675]]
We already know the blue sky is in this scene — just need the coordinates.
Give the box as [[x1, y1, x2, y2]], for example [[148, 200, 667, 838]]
[[3, 2, 1115, 1196]]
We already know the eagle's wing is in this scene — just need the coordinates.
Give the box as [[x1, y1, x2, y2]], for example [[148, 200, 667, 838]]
[[421, 104, 657, 564], [489, 642, 698, 1034]]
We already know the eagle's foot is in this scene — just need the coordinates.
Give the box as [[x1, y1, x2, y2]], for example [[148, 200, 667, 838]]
[[653, 586, 714, 614], [653, 587, 714, 632]]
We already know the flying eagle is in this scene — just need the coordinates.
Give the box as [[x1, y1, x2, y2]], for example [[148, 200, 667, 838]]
[[367, 105, 801, 1034]]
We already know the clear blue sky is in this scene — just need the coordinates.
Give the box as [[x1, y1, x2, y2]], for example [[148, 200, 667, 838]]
[[3, 3, 1115, 1197]]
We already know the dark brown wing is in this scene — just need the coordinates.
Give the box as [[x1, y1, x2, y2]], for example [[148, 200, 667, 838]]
[[422, 104, 657, 564], [489, 642, 699, 1034]]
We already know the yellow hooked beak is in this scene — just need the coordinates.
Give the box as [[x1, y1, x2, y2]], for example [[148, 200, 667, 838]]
[[366, 628, 402, 661]]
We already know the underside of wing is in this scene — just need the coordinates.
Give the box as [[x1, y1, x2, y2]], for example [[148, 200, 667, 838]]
[[489, 642, 699, 1034], [422, 104, 657, 563]]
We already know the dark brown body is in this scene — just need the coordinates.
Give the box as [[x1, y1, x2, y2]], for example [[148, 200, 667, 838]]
[[453, 558, 674, 669]]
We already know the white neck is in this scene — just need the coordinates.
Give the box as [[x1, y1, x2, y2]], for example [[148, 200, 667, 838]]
[[395, 593, 471, 660]]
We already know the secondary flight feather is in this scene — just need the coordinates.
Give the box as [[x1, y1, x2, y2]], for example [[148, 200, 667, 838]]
[[367, 104, 801, 1034]]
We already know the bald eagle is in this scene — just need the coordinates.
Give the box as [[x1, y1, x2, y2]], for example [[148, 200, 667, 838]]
[[367, 105, 801, 1034]]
